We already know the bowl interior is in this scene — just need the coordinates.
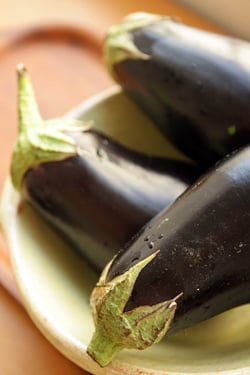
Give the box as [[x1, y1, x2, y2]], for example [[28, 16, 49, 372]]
[[1, 87, 250, 375]]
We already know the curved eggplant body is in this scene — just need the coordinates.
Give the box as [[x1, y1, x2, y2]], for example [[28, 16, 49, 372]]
[[87, 145, 250, 365], [104, 12, 250, 166], [107, 146, 250, 330], [12, 65, 198, 272], [23, 130, 197, 271]]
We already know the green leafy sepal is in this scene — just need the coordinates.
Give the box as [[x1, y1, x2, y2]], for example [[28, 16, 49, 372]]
[[87, 251, 180, 366]]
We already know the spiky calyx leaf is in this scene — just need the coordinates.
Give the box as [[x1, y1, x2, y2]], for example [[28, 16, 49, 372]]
[[87, 251, 180, 367]]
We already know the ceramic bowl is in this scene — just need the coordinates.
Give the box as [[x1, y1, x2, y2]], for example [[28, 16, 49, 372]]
[[1, 86, 250, 375]]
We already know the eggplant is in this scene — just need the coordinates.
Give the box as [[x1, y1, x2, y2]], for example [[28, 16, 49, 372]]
[[11, 64, 198, 271], [104, 12, 250, 167], [87, 145, 250, 366]]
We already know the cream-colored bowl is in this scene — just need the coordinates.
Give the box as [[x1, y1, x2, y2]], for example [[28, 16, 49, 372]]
[[1, 86, 250, 375]]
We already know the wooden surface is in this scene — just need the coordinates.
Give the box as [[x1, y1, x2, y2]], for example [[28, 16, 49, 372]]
[[0, 1, 220, 374]]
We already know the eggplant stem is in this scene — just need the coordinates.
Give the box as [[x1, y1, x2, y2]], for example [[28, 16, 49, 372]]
[[11, 64, 90, 190], [17, 63, 42, 132], [87, 330, 123, 367]]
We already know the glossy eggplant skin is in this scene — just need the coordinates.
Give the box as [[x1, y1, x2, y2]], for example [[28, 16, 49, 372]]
[[106, 145, 250, 334], [105, 13, 250, 166], [22, 129, 198, 272]]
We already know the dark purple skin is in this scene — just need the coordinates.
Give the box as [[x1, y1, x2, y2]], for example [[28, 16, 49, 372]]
[[110, 18, 250, 167], [106, 145, 250, 334], [22, 129, 199, 272]]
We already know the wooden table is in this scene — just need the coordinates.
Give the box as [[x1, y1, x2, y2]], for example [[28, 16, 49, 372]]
[[0, 1, 220, 373]]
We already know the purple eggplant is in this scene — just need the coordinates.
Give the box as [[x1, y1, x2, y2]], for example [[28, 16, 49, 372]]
[[104, 12, 250, 167], [87, 145, 250, 366], [11, 64, 199, 271]]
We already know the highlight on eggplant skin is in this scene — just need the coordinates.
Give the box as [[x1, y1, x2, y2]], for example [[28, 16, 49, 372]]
[[104, 12, 250, 167], [11, 64, 199, 272], [88, 144, 250, 366]]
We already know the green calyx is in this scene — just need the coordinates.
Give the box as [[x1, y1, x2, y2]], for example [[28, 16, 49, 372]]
[[104, 12, 163, 79], [11, 64, 90, 191], [87, 251, 179, 367]]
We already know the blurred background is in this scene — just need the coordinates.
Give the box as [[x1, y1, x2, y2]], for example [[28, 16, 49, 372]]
[[0, 0, 249, 39], [177, 0, 250, 40]]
